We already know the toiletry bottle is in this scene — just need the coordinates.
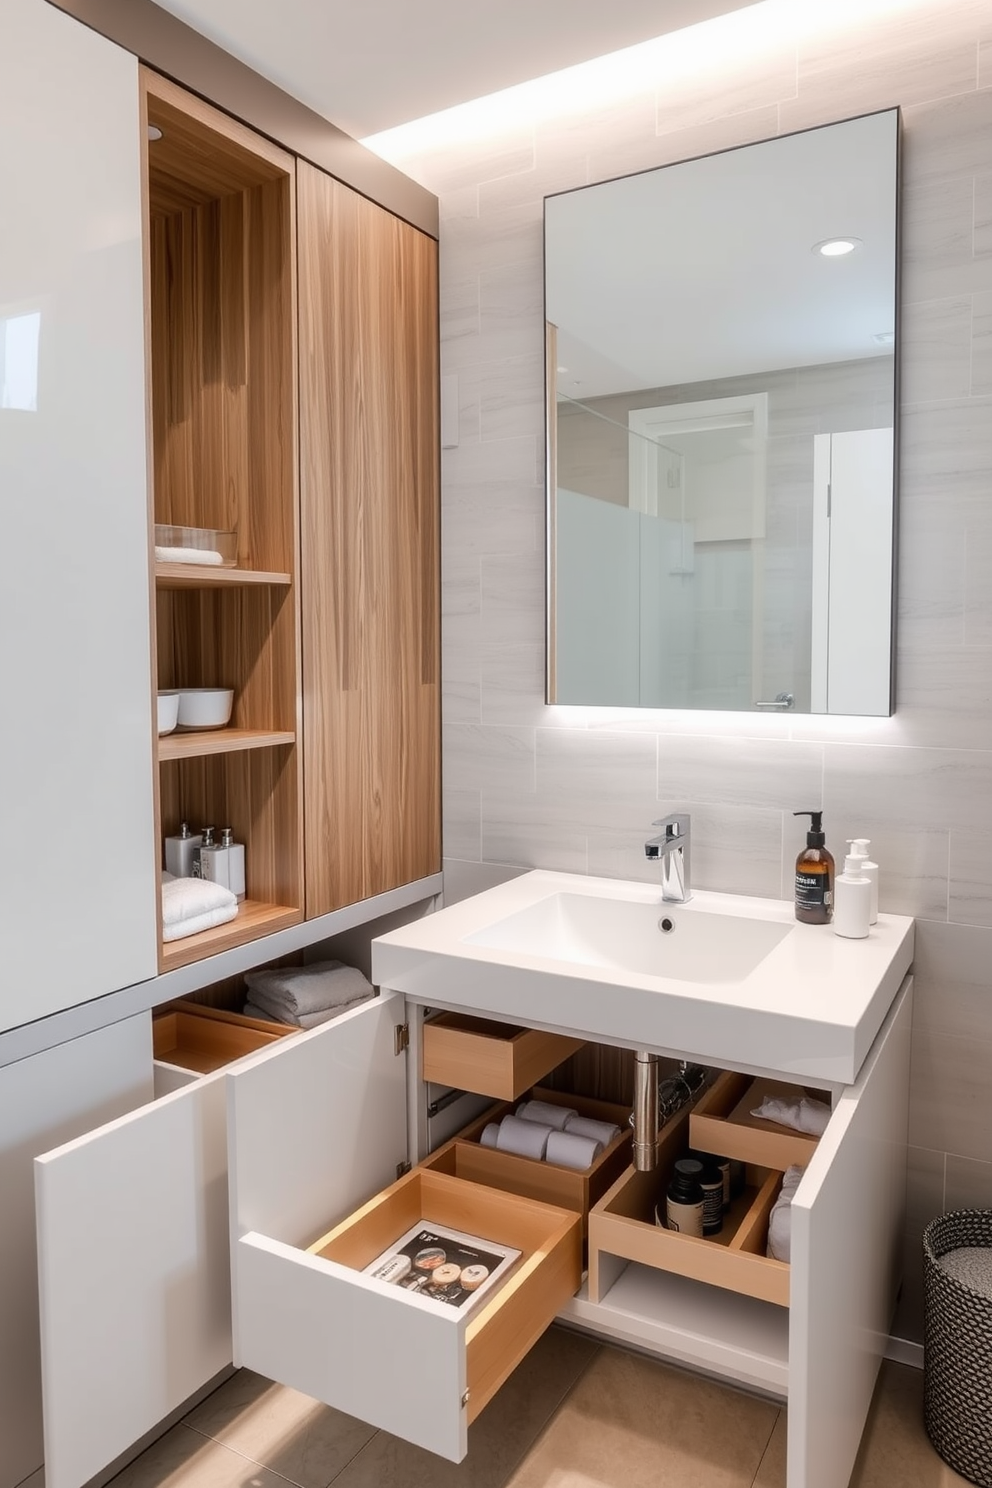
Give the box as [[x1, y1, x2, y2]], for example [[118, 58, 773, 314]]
[[689, 1153, 725, 1235], [849, 838, 879, 924], [663, 1159, 705, 1237], [793, 810, 834, 924], [164, 821, 200, 878], [221, 826, 246, 902], [833, 849, 871, 939], [199, 827, 228, 889], [192, 825, 215, 879]]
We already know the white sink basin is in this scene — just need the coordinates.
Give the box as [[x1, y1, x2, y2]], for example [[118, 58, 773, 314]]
[[464, 892, 791, 984], [372, 870, 915, 1083]]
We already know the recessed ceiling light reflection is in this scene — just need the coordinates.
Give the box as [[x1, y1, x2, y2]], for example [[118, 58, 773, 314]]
[[812, 237, 863, 257]]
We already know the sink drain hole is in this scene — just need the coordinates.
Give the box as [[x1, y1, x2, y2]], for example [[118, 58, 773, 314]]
[[658, 916, 675, 933]]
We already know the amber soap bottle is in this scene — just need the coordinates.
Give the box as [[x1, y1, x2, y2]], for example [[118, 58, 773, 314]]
[[793, 810, 835, 924]]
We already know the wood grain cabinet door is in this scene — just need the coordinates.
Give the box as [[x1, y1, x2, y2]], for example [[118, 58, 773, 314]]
[[298, 162, 440, 916]]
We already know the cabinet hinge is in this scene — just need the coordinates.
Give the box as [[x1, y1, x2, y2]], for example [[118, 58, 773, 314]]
[[396, 1160, 412, 1179], [394, 1023, 409, 1055]]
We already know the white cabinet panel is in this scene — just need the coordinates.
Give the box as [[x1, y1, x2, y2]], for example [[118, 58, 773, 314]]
[[0, 0, 157, 1032], [0, 1015, 151, 1488], [36, 1068, 231, 1488], [789, 978, 912, 1488]]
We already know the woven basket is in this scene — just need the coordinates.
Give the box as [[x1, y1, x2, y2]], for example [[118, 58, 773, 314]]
[[923, 1209, 992, 1488]]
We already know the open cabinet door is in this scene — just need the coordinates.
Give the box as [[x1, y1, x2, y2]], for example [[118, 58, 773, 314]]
[[788, 978, 912, 1488]]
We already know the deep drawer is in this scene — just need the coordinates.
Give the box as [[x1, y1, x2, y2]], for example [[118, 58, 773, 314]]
[[152, 1000, 296, 1073], [424, 1086, 632, 1235]]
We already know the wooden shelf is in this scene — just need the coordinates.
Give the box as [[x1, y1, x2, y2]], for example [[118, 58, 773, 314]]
[[155, 565, 292, 589], [158, 728, 296, 762], [160, 901, 303, 971]]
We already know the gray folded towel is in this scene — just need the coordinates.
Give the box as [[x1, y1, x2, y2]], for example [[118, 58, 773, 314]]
[[244, 959, 374, 1019], [243, 992, 373, 1029]]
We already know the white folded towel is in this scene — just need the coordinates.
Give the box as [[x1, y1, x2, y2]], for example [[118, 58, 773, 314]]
[[162, 876, 238, 942], [245, 959, 374, 1018], [766, 1164, 805, 1262], [155, 545, 223, 566], [750, 1095, 831, 1137]]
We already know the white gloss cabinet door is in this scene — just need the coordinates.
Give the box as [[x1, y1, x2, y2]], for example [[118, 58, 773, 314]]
[[788, 978, 913, 1488], [0, 0, 157, 1031]]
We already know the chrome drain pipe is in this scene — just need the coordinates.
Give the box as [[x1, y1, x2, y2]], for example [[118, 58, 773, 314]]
[[632, 1050, 660, 1170]]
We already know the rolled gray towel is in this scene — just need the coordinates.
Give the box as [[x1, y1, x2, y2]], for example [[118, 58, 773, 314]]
[[245, 959, 374, 1018]]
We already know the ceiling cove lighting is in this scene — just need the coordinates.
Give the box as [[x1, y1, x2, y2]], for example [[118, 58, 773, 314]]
[[813, 237, 863, 257]]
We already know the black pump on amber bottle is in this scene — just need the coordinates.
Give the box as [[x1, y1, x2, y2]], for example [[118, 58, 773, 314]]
[[793, 810, 835, 924]]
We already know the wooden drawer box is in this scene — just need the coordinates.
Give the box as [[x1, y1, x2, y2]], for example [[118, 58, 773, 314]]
[[423, 1087, 632, 1235], [690, 1070, 827, 1172], [153, 1000, 296, 1073], [422, 1013, 584, 1100], [588, 1109, 790, 1309]]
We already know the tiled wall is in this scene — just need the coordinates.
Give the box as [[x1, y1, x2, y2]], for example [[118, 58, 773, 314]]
[[384, 0, 992, 1340]]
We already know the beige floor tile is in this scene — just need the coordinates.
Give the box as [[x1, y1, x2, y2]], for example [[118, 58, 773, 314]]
[[328, 1326, 599, 1488], [105, 1423, 287, 1488], [505, 1347, 778, 1488], [752, 1411, 787, 1488], [183, 1370, 377, 1488], [850, 1361, 972, 1488]]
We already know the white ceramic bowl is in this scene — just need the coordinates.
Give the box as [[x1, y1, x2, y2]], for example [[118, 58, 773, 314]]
[[157, 692, 180, 735], [175, 687, 234, 731]]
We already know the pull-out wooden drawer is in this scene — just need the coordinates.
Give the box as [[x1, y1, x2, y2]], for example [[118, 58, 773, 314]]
[[153, 1001, 296, 1074], [228, 994, 583, 1463], [424, 1086, 631, 1235], [690, 1070, 829, 1172], [422, 1012, 584, 1100]]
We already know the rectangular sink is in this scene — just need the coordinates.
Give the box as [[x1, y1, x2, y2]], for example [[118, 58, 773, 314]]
[[464, 892, 791, 984]]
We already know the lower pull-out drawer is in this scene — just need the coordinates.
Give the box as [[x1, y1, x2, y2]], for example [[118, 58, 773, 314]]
[[423, 1012, 584, 1100], [237, 1167, 580, 1462]]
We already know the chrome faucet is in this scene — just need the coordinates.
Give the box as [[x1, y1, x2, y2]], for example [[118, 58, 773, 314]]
[[644, 813, 692, 902]]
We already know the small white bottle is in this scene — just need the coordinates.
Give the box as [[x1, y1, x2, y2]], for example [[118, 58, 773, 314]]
[[221, 826, 246, 902], [848, 838, 879, 924], [164, 821, 201, 878], [833, 850, 872, 939], [198, 827, 226, 887]]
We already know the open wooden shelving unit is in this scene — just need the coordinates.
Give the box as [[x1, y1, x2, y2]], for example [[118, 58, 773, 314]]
[[144, 70, 304, 971]]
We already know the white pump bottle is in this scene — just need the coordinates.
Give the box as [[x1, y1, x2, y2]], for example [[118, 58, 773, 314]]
[[848, 838, 878, 924], [833, 850, 872, 939]]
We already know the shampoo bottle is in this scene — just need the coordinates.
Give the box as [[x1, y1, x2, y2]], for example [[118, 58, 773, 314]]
[[848, 838, 879, 924], [793, 810, 834, 924], [833, 849, 872, 939], [164, 821, 200, 878]]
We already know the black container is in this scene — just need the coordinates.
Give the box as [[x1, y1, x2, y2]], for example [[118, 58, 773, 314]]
[[661, 1158, 705, 1237]]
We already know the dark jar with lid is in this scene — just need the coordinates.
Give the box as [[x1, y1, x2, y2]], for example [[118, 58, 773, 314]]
[[660, 1158, 705, 1237]]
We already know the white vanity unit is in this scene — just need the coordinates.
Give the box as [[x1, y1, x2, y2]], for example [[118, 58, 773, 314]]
[[219, 871, 914, 1488]]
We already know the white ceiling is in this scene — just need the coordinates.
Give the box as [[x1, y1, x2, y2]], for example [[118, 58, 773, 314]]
[[151, 0, 760, 139]]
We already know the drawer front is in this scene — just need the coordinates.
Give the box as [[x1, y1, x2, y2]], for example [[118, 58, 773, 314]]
[[423, 1014, 583, 1100], [152, 1005, 294, 1074], [236, 1169, 581, 1461], [690, 1071, 826, 1172]]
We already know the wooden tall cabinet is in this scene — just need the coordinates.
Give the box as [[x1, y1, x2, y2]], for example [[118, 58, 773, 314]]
[[298, 164, 441, 916]]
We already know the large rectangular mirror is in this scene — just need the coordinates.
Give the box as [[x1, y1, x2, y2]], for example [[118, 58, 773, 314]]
[[545, 109, 899, 715]]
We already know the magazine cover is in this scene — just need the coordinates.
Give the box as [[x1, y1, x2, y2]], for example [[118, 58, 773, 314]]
[[362, 1222, 521, 1313]]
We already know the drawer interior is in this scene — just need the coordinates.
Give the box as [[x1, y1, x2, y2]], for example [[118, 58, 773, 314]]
[[690, 1069, 828, 1171], [423, 1086, 632, 1233], [423, 1013, 585, 1101], [152, 1005, 294, 1073], [308, 1167, 582, 1424], [588, 1110, 792, 1308]]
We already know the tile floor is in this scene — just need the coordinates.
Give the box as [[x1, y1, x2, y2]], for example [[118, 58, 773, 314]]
[[104, 1330, 972, 1488]]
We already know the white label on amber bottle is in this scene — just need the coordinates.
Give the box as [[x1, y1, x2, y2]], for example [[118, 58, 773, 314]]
[[666, 1196, 704, 1237]]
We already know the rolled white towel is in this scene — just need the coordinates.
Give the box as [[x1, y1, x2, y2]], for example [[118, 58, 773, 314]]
[[162, 876, 237, 942], [515, 1099, 576, 1132], [155, 545, 223, 566], [497, 1115, 554, 1160], [479, 1123, 501, 1149], [563, 1114, 621, 1147], [750, 1094, 830, 1137], [545, 1129, 603, 1170], [766, 1164, 806, 1262]]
